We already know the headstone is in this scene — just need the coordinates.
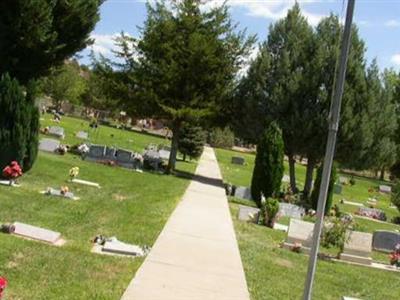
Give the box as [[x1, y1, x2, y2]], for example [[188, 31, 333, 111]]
[[342, 297, 363, 300], [143, 149, 162, 170], [159, 148, 171, 161], [238, 205, 260, 223], [340, 231, 372, 265], [71, 178, 100, 188], [333, 184, 343, 194], [104, 147, 116, 160], [116, 149, 134, 168], [102, 238, 144, 256], [357, 207, 386, 221], [279, 203, 305, 219], [234, 186, 252, 200], [231, 156, 245, 165], [339, 176, 349, 185], [85, 145, 106, 161], [39, 138, 60, 153], [0, 180, 20, 187], [13, 222, 61, 244], [342, 200, 364, 207], [273, 223, 289, 232], [372, 231, 400, 253], [379, 185, 392, 193], [282, 175, 290, 183], [283, 219, 315, 249], [76, 131, 88, 139], [46, 188, 75, 200], [48, 126, 65, 139]]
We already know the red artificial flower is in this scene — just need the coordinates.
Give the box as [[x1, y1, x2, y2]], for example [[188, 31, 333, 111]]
[[0, 276, 7, 299], [2, 161, 22, 179]]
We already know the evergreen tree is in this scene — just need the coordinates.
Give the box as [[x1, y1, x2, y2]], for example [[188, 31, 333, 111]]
[[310, 162, 337, 215], [178, 123, 206, 161], [0, 74, 36, 170], [363, 64, 397, 178], [0, 0, 103, 84], [251, 122, 284, 206], [113, 0, 254, 173]]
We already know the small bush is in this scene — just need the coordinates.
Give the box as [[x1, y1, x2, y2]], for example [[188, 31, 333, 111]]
[[262, 198, 280, 228], [322, 217, 353, 253], [349, 176, 356, 186], [208, 127, 234, 149]]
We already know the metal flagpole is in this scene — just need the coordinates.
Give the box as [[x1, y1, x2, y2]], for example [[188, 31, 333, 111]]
[[302, 0, 356, 299]]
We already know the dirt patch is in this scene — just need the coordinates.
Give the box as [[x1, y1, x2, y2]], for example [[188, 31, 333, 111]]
[[6, 252, 25, 269], [112, 193, 127, 202], [274, 258, 294, 268]]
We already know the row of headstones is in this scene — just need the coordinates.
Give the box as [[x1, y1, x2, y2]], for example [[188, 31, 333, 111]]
[[1, 222, 144, 257], [83, 144, 141, 169], [284, 219, 400, 262], [238, 202, 305, 222]]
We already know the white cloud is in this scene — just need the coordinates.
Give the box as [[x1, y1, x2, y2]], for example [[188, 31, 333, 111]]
[[391, 54, 400, 65], [385, 19, 400, 27], [90, 33, 120, 56], [227, 0, 326, 26]]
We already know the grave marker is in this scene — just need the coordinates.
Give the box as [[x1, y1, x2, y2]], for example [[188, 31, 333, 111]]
[[76, 131, 88, 139], [13, 222, 61, 244], [48, 126, 65, 139], [379, 185, 392, 193], [279, 203, 305, 219], [102, 239, 144, 256], [340, 231, 372, 265], [372, 231, 400, 253], [71, 178, 100, 188], [237, 205, 260, 223], [231, 156, 245, 165], [234, 186, 252, 200], [39, 138, 60, 153], [283, 219, 315, 250]]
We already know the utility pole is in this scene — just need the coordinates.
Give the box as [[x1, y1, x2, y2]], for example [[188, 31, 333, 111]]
[[302, 1, 356, 299]]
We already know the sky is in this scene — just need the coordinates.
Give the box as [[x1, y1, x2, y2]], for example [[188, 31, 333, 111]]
[[79, 0, 400, 71]]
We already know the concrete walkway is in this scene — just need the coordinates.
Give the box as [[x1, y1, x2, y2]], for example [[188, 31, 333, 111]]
[[121, 147, 250, 300]]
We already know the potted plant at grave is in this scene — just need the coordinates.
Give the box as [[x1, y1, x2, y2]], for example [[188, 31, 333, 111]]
[[69, 167, 79, 181], [262, 197, 280, 228], [2, 161, 23, 185], [389, 243, 400, 268]]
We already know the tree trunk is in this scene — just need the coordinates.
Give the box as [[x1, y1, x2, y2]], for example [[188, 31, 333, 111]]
[[303, 158, 316, 200], [288, 155, 298, 193], [380, 167, 385, 181], [183, 153, 186, 162], [166, 121, 181, 174]]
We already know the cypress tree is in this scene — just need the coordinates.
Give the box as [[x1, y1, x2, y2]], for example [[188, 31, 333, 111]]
[[251, 122, 284, 206], [0, 74, 29, 170], [310, 162, 337, 215]]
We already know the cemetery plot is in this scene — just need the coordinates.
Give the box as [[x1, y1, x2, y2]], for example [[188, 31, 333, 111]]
[[237, 205, 260, 223], [11, 222, 64, 245], [41, 188, 79, 200], [283, 219, 315, 252], [48, 126, 65, 139], [231, 156, 245, 165], [39, 138, 60, 153], [372, 230, 400, 253], [340, 231, 373, 265], [356, 207, 387, 221]]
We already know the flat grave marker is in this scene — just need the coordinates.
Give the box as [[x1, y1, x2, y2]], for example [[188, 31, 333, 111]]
[[102, 240, 144, 256], [48, 126, 65, 139], [71, 178, 100, 188], [379, 185, 392, 193], [76, 131, 89, 139], [231, 156, 245, 165], [39, 138, 60, 153], [12, 222, 62, 245]]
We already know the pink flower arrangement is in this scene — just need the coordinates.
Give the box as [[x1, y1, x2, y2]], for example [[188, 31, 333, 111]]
[[0, 276, 7, 299], [2, 161, 23, 180]]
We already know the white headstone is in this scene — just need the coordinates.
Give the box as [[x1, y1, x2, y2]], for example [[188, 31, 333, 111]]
[[282, 175, 290, 183], [76, 131, 88, 139], [39, 138, 60, 153], [379, 185, 392, 193], [340, 231, 372, 265], [285, 219, 315, 248], [238, 205, 260, 223], [13, 222, 61, 244], [279, 203, 305, 219]]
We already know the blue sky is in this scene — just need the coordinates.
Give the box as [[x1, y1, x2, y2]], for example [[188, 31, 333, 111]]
[[79, 0, 400, 71]]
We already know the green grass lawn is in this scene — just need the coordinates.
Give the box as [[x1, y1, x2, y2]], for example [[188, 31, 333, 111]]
[[230, 203, 400, 300], [216, 147, 400, 300], [0, 115, 197, 299]]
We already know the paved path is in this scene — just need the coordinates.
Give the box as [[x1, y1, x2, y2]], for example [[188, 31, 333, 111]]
[[121, 147, 250, 300]]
